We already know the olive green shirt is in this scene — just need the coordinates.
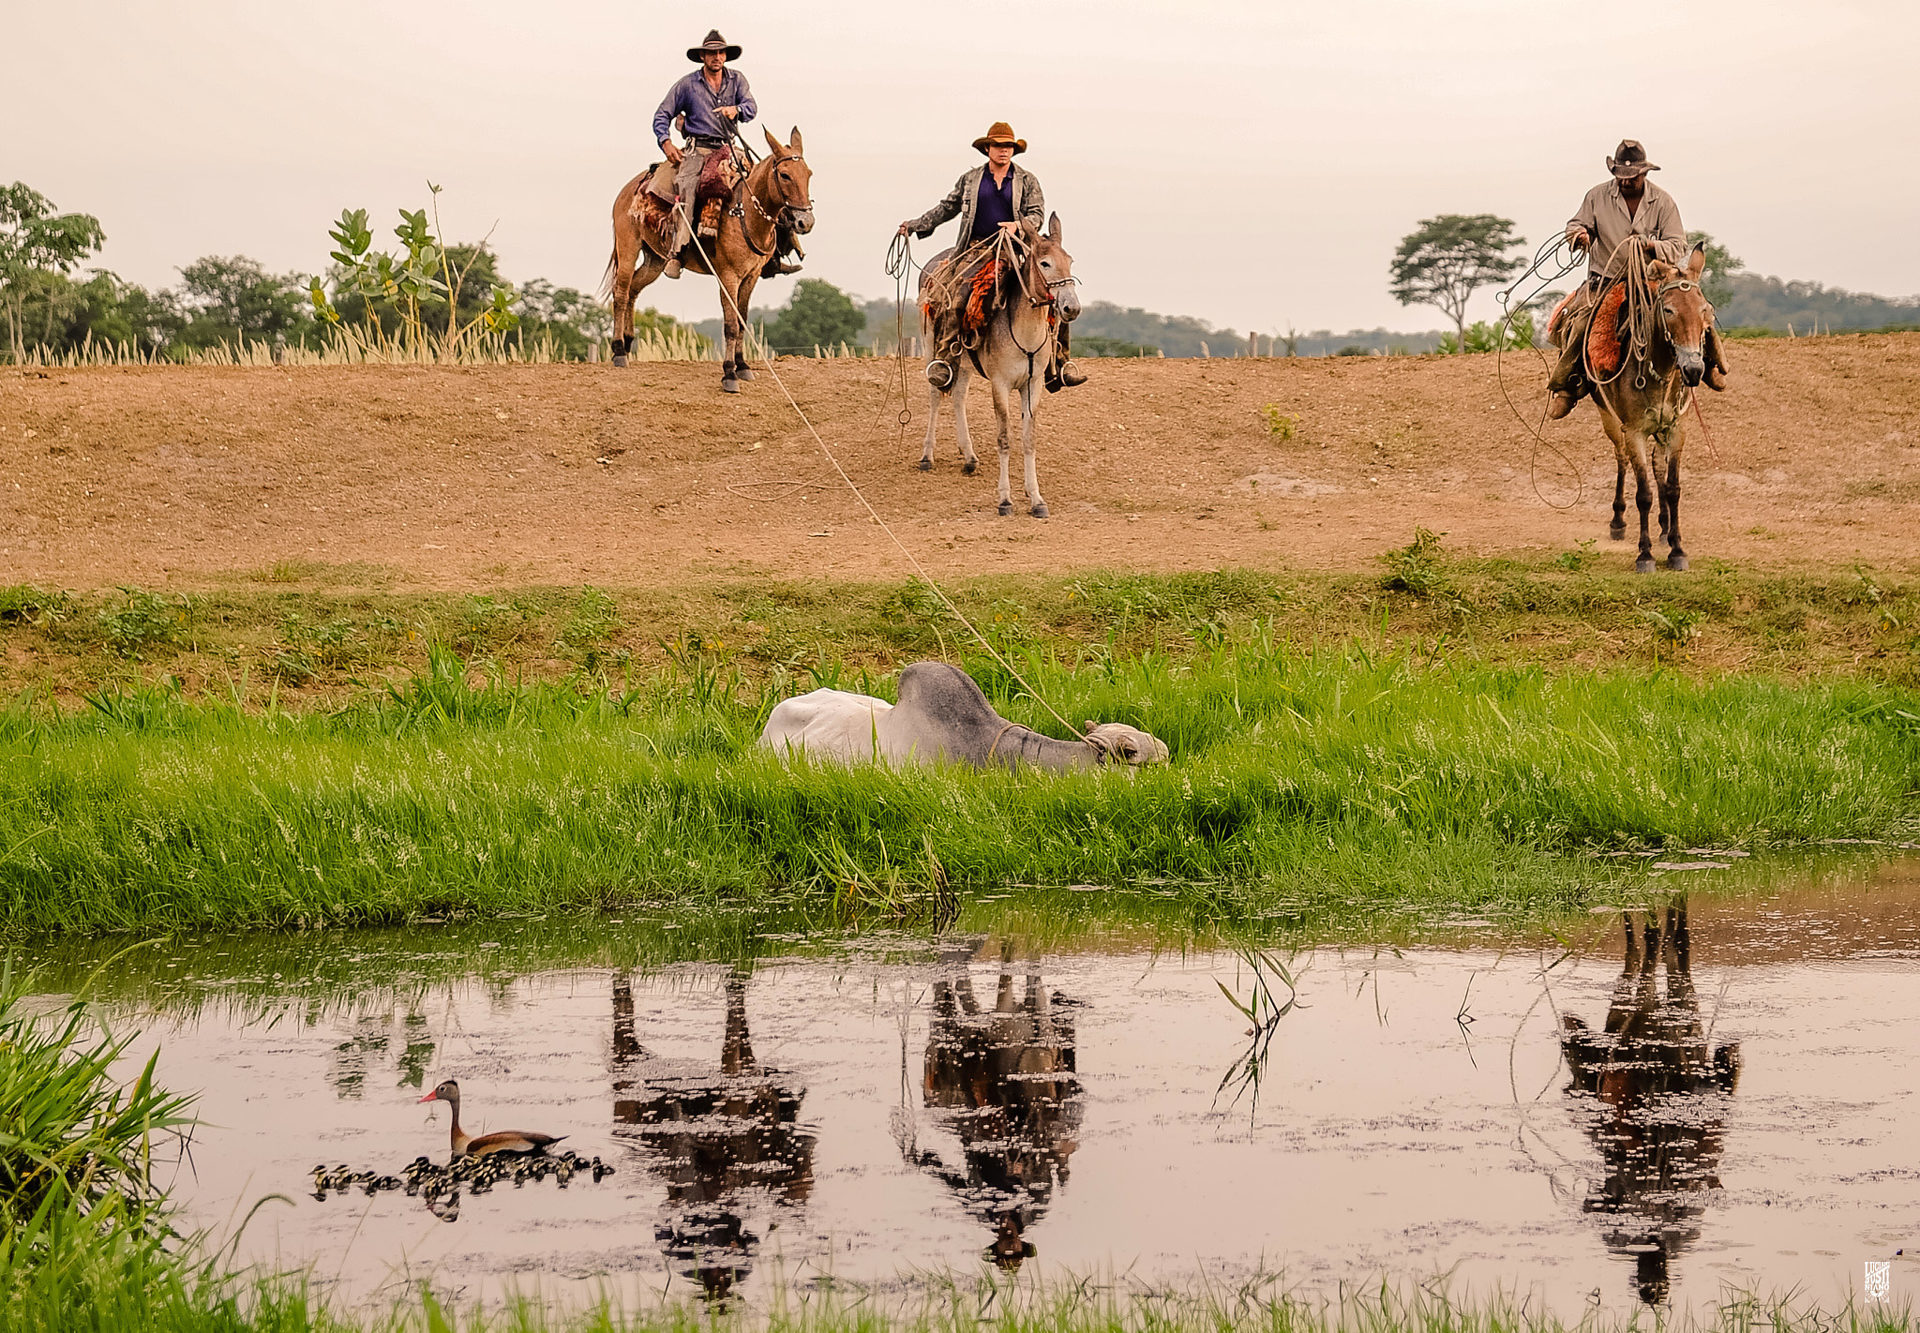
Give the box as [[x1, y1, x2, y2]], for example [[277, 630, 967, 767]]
[[1567, 179, 1687, 280]]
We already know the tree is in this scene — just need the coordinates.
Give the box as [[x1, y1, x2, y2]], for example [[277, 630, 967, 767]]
[[1, 182, 106, 361], [1685, 230, 1744, 309], [763, 279, 863, 354], [172, 255, 313, 350], [1389, 214, 1526, 351]]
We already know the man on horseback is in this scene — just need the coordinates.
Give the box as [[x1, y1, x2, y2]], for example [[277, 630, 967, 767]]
[[1547, 140, 1728, 419], [898, 122, 1085, 393], [651, 30, 756, 280]]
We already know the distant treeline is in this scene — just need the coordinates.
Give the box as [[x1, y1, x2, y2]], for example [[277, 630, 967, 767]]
[[1717, 272, 1920, 335]]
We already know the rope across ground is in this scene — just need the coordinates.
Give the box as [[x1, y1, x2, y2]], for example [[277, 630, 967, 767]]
[[2, 334, 1917, 593]]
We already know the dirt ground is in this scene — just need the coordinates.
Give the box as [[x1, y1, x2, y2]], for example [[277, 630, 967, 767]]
[[3, 335, 1917, 592]]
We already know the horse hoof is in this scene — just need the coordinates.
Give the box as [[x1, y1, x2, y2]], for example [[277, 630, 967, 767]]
[[736, 368, 754, 383], [611, 355, 627, 369], [918, 458, 932, 472], [1608, 525, 1626, 541], [961, 461, 977, 476], [997, 501, 1012, 517], [1030, 503, 1049, 519], [1635, 557, 1657, 574], [722, 378, 740, 395], [1667, 554, 1689, 572]]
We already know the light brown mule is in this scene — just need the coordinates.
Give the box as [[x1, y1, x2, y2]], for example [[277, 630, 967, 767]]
[[603, 127, 813, 393], [1564, 244, 1715, 572]]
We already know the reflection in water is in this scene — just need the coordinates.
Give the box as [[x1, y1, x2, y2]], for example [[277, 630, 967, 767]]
[[610, 967, 815, 1299], [900, 941, 1083, 1271], [1561, 900, 1742, 1305]]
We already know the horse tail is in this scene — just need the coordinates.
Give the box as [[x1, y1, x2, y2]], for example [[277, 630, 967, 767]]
[[599, 248, 621, 303]]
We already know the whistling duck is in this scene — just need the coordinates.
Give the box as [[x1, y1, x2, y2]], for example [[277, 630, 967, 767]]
[[418, 1079, 565, 1158]]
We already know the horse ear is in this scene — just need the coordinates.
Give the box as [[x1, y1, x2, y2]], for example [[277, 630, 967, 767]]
[[1686, 244, 1707, 282], [763, 127, 784, 157], [1047, 212, 1062, 245], [789, 126, 803, 155]]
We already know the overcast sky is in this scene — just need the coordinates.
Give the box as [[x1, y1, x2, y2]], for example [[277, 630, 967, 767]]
[[14, 0, 1918, 334]]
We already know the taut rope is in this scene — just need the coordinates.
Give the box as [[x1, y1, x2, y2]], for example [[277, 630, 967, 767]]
[[674, 203, 1081, 737]]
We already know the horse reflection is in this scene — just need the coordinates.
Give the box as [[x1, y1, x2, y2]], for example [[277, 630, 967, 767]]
[[611, 967, 814, 1300], [900, 941, 1083, 1271], [1561, 900, 1741, 1305]]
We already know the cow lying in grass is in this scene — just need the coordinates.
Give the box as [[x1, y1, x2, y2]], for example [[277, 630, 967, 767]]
[[758, 661, 1168, 771]]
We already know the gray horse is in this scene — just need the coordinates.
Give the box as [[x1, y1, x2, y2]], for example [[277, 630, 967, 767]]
[[918, 217, 1080, 518]]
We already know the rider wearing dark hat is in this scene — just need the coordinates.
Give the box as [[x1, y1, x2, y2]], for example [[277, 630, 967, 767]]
[[899, 122, 1085, 391], [651, 30, 756, 279], [1548, 140, 1727, 418]]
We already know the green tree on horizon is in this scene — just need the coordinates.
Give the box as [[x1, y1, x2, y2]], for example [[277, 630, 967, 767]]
[[763, 279, 864, 354], [1, 182, 107, 361], [1389, 214, 1527, 351]]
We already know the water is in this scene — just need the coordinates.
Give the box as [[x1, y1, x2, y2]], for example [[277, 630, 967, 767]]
[[57, 868, 1920, 1314]]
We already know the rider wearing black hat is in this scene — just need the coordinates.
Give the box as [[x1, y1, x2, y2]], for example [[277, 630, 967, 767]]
[[651, 31, 756, 278]]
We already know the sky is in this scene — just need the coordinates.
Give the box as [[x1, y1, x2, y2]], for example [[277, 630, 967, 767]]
[[13, 0, 1920, 335]]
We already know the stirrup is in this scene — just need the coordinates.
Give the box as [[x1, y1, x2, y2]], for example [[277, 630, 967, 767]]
[[926, 359, 954, 390]]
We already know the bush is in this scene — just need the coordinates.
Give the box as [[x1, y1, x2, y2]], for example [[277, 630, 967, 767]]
[[96, 590, 191, 656], [1381, 528, 1451, 598]]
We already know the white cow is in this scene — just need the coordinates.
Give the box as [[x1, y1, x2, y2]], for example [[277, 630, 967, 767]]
[[757, 661, 1168, 772]]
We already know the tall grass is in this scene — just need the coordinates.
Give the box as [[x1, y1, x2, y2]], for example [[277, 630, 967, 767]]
[[10, 322, 713, 369], [4, 641, 1917, 937]]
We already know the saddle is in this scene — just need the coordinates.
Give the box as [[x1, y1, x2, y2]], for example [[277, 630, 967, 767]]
[[1547, 282, 1627, 378]]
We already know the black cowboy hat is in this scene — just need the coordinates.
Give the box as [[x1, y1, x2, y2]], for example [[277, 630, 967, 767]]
[[1606, 139, 1660, 177], [687, 29, 741, 61], [972, 121, 1027, 155]]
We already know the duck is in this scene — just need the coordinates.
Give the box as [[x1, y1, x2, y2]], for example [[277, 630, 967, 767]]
[[417, 1079, 566, 1158]]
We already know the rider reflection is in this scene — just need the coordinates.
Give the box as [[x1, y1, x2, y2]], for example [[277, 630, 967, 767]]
[[611, 966, 815, 1300], [899, 940, 1083, 1272], [1561, 899, 1742, 1305]]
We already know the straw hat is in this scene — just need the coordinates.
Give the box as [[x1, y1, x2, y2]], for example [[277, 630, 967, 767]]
[[1606, 140, 1660, 177], [972, 121, 1027, 155], [687, 29, 741, 61]]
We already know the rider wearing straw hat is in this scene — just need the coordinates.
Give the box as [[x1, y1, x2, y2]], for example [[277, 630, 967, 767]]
[[651, 30, 757, 279], [899, 122, 1086, 391], [1547, 140, 1727, 419]]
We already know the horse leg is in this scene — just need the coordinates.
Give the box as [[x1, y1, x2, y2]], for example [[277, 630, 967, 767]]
[[920, 382, 941, 470], [611, 203, 639, 367], [1626, 430, 1658, 574], [1663, 424, 1688, 571], [732, 267, 760, 382], [990, 373, 1015, 516], [718, 269, 744, 395], [1597, 408, 1628, 540], [951, 362, 977, 474], [1020, 375, 1046, 518]]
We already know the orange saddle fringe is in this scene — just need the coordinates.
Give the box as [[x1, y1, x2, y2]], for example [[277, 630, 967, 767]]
[[1586, 284, 1627, 376]]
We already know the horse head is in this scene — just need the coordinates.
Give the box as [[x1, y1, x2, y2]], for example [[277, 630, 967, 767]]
[[1021, 212, 1079, 322], [760, 127, 814, 234], [1648, 245, 1713, 387]]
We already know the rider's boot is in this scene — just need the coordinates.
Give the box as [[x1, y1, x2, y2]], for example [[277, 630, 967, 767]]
[[663, 257, 683, 280], [926, 359, 955, 391], [1547, 389, 1579, 420], [1703, 324, 1729, 391], [1545, 318, 1589, 420]]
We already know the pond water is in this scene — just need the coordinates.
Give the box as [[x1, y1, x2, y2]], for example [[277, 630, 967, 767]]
[[57, 867, 1920, 1314]]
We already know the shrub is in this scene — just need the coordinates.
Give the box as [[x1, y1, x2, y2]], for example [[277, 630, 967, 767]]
[[1381, 528, 1451, 598]]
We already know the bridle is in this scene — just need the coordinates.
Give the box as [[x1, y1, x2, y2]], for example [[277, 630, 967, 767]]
[[729, 153, 809, 257], [995, 230, 1077, 362]]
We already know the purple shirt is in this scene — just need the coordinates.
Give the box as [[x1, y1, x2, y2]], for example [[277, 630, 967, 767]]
[[970, 168, 1017, 242], [652, 68, 756, 145]]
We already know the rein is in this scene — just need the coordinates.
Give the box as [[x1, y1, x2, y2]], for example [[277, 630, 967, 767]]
[[729, 154, 806, 257]]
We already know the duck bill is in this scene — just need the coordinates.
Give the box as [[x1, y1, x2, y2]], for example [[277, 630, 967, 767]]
[[417, 1091, 439, 1103]]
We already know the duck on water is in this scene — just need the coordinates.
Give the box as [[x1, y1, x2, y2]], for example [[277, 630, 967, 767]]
[[419, 1078, 566, 1158]]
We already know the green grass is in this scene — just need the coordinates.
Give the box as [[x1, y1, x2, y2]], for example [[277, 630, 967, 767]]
[[4, 635, 1917, 940], [5, 560, 1920, 705]]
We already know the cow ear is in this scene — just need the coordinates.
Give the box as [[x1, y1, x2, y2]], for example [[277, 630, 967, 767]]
[[789, 126, 803, 155], [1047, 212, 1063, 245], [1686, 244, 1707, 282], [1082, 720, 1097, 734], [764, 128, 784, 157]]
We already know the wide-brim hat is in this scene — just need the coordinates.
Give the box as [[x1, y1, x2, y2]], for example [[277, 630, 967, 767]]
[[688, 29, 741, 61], [1606, 139, 1660, 177], [972, 121, 1027, 155]]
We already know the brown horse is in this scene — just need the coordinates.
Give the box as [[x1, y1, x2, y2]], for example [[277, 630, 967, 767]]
[[918, 216, 1079, 517], [603, 127, 814, 393], [1556, 245, 1715, 572]]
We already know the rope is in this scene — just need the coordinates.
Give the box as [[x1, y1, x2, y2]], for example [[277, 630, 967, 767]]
[[1493, 234, 1587, 510], [673, 201, 1082, 737]]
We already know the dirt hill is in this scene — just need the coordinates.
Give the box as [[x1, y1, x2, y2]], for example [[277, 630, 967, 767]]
[[3, 335, 1917, 591]]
